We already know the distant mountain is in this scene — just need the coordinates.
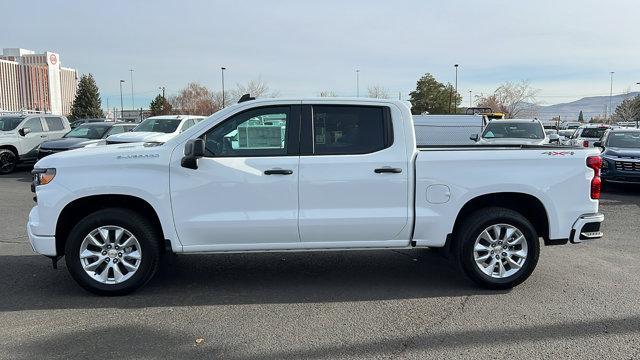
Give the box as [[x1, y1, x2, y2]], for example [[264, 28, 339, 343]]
[[537, 92, 639, 121]]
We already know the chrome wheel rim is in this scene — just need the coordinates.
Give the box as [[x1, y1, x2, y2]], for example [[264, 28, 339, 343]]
[[473, 223, 528, 279], [79, 226, 142, 284]]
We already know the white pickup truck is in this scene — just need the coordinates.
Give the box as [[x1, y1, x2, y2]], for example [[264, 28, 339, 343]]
[[28, 98, 604, 295]]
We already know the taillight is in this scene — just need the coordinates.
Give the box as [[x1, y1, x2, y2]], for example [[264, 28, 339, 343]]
[[583, 140, 589, 148], [586, 155, 602, 199]]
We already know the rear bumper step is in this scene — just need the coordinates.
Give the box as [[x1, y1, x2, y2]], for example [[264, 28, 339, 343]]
[[570, 213, 604, 244]]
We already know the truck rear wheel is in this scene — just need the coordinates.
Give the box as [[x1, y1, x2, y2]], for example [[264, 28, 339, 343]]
[[0, 149, 18, 174], [454, 207, 539, 290], [65, 208, 161, 296]]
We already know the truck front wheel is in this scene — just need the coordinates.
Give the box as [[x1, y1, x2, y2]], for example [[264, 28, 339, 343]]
[[0, 149, 18, 174], [454, 207, 540, 290], [65, 208, 161, 295]]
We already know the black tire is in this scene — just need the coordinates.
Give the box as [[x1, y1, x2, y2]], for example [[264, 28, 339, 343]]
[[65, 208, 161, 296], [0, 149, 18, 174], [454, 207, 540, 290]]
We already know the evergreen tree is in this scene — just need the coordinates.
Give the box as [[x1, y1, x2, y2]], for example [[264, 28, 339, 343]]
[[409, 73, 461, 115], [149, 94, 172, 116], [70, 74, 104, 119], [578, 110, 584, 122]]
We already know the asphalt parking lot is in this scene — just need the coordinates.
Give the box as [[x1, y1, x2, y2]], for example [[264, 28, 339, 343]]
[[0, 169, 639, 359]]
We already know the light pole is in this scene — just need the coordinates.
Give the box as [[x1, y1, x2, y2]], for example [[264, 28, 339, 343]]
[[119, 80, 125, 120], [158, 86, 166, 115], [356, 69, 360, 97], [469, 90, 472, 108], [221, 67, 226, 109], [609, 71, 614, 119], [129, 69, 134, 110]]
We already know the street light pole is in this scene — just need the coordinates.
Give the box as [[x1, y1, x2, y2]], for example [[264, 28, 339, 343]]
[[158, 86, 166, 115], [469, 90, 472, 108], [356, 69, 360, 97], [119, 80, 125, 120], [221, 67, 226, 109], [129, 69, 134, 110], [609, 71, 614, 119]]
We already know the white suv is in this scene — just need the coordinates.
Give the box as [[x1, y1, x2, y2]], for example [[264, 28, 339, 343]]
[[568, 124, 612, 148], [0, 113, 71, 174], [105, 115, 205, 144]]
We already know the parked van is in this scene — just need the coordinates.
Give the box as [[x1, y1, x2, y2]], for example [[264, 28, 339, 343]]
[[413, 115, 487, 146]]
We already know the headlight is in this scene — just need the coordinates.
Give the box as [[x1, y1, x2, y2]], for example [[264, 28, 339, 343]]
[[32, 168, 56, 186]]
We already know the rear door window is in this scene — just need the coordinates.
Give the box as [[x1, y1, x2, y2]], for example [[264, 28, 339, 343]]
[[23, 117, 44, 133], [44, 117, 65, 131], [311, 106, 390, 155]]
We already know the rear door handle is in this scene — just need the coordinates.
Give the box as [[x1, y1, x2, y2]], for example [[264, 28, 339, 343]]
[[264, 169, 293, 175], [374, 167, 402, 174]]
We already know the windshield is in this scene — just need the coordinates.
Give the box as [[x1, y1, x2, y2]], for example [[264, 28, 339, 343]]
[[133, 118, 181, 133], [0, 117, 24, 131], [482, 122, 545, 140], [606, 132, 640, 148], [580, 127, 608, 139], [64, 124, 111, 139]]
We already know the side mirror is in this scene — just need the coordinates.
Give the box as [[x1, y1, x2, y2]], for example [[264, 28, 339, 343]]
[[470, 133, 479, 141], [181, 138, 205, 169], [19, 127, 31, 136], [594, 141, 603, 148]]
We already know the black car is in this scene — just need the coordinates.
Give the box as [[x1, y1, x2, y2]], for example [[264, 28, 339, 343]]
[[597, 128, 640, 184], [38, 122, 136, 159], [69, 118, 108, 129]]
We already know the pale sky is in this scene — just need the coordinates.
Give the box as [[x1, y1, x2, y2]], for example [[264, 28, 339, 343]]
[[2, 0, 639, 109]]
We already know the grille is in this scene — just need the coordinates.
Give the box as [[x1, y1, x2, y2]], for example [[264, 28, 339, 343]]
[[615, 161, 640, 172]]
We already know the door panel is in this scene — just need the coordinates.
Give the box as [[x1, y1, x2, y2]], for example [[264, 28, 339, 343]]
[[298, 104, 410, 246], [20, 117, 46, 159], [169, 105, 302, 250]]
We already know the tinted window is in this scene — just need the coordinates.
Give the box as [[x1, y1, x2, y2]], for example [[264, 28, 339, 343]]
[[0, 116, 24, 131], [482, 122, 545, 139], [606, 132, 640, 148], [580, 127, 608, 139], [312, 106, 387, 155], [134, 118, 181, 133], [64, 124, 110, 139], [45, 117, 65, 131], [104, 125, 128, 136], [202, 107, 289, 157], [23, 117, 43, 133]]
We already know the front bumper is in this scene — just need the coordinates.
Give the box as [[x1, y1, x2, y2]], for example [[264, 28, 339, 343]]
[[570, 213, 604, 244], [27, 206, 57, 256]]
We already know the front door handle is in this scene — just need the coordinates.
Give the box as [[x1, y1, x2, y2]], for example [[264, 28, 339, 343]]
[[40, 135, 47, 138], [264, 169, 293, 175], [374, 167, 402, 174]]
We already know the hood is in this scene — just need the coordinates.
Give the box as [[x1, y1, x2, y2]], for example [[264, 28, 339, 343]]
[[478, 138, 546, 145], [603, 147, 640, 159], [40, 137, 101, 150], [35, 141, 163, 169], [106, 131, 177, 144]]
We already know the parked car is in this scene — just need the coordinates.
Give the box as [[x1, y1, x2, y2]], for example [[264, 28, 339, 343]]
[[38, 122, 136, 159], [0, 113, 70, 174], [568, 124, 611, 148], [29, 98, 603, 295], [413, 114, 487, 146], [471, 119, 552, 145], [596, 128, 640, 185], [561, 122, 582, 130], [105, 115, 205, 144], [69, 118, 109, 129]]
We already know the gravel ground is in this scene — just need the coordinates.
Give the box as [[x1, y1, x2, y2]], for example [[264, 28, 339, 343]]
[[0, 169, 638, 359]]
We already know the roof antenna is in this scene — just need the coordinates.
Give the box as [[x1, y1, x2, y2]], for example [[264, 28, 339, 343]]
[[238, 94, 255, 103]]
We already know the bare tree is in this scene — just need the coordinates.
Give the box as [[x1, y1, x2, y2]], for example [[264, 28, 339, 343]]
[[170, 82, 217, 116], [367, 85, 389, 99], [319, 91, 338, 97], [477, 80, 540, 118], [230, 77, 279, 101]]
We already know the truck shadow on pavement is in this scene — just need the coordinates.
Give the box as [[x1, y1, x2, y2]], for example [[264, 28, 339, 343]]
[[6, 315, 640, 359], [0, 249, 494, 312]]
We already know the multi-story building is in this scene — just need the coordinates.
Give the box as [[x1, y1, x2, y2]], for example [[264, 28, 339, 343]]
[[0, 48, 78, 116]]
